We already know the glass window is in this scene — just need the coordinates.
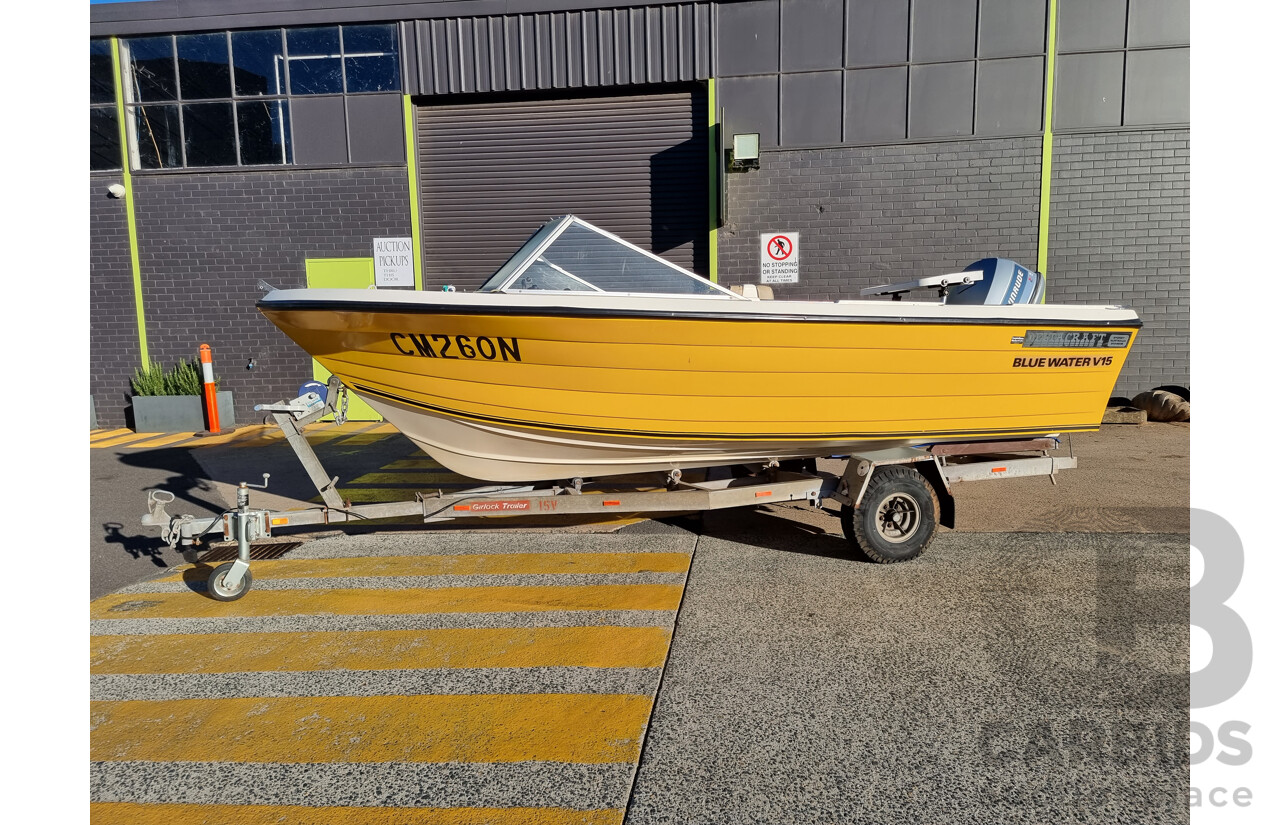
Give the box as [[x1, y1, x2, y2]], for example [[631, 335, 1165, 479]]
[[541, 223, 723, 295], [90, 39, 115, 104], [343, 24, 400, 92], [111, 23, 398, 170], [232, 29, 285, 96], [132, 104, 182, 169], [287, 27, 343, 94], [237, 100, 292, 165], [183, 102, 237, 166], [124, 36, 177, 102], [483, 217, 732, 296], [90, 108, 121, 171], [177, 32, 232, 100]]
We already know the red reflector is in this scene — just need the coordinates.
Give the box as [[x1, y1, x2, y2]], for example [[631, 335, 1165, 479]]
[[453, 505, 472, 511], [603, 500, 621, 506], [755, 491, 772, 497], [991, 467, 1007, 473]]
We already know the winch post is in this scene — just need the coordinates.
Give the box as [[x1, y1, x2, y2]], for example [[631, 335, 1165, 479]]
[[254, 375, 347, 510]]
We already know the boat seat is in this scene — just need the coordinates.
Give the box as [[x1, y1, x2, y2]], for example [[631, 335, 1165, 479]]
[[729, 284, 774, 300]]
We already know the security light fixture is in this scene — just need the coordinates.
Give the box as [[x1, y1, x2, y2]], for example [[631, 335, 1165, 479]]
[[730, 133, 760, 170]]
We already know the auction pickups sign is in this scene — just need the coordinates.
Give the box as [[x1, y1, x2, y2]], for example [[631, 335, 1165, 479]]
[[760, 232, 800, 284], [374, 237, 415, 287]]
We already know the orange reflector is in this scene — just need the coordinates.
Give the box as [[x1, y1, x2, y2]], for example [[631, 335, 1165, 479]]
[[270, 517, 289, 526], [453, 505, 472, 511], [755, 491, 772, 498], [603, 500, 621, 506], [991, 467, 1007, 473]]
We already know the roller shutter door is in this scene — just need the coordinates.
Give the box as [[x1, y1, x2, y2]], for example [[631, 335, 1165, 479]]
[[416, 88, 708, 291]]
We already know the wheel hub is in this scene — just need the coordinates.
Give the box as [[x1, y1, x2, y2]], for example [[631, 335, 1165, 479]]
[[876, 493, 920, 543]]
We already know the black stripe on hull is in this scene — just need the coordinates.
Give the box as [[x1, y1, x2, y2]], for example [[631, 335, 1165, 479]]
[[261, 300, 1143, 329], [353, 383, 1100, 443]]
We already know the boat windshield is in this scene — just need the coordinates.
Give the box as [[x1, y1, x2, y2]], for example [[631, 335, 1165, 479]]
[[478, 216, 738, 297]]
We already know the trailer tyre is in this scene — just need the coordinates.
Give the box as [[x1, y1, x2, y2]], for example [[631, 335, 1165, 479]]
[[841, 466, 939, 563], [207, 562, 253, 601]]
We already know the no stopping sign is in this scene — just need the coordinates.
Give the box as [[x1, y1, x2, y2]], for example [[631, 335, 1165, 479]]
[[760, 232, 800, 283]]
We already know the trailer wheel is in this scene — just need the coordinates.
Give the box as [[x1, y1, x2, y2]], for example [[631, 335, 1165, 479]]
[[841, 466, 939, 563], [207, 562, 253, 601]]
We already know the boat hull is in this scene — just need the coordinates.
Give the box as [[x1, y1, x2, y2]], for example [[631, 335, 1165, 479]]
[[259, 292, 1140, 482]]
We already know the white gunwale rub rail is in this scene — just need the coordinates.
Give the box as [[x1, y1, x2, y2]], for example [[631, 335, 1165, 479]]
[[90, 530, 696, 825]]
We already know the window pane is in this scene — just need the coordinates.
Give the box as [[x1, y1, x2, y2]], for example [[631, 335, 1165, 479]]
[[342, 24, 396, 54], [132, 104, 182, 169], [183, 102, 237, 166], [124, 36, 177, 102], [90, 107, 121, 170], [91, 40, 115, 104], [177, 32, 231, 100], [287, 27, 343, 94], [237, 100, 292, 165], [343, 24, 400, 93], [232, 29, 285, 96], [345, 55, 399, 93]]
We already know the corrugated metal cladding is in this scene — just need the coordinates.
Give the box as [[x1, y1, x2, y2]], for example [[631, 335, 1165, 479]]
[[414, 4, 712, 95], [417, 88, 708, 290]]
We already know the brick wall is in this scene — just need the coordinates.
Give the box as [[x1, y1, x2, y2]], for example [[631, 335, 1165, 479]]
[[1048, 129, 1190, 397], [90, 175, 141, 429], [116, 166, 412, 426], [718, 132, 1189, 398], [718, 138, 1042, 299]]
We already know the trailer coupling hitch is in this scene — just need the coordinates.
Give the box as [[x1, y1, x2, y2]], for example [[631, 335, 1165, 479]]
[[141, 490, 193, 549]]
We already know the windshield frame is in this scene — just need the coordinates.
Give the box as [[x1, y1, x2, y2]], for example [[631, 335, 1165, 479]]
[[477, 215, 745, 299]]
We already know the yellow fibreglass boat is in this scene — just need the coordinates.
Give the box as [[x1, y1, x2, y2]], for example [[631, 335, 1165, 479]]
[[258, 216, 1140, 482]]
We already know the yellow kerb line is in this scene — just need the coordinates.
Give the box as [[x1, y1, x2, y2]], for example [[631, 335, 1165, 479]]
[[155, 552, 692, 582], [91, 626, 674, 674], [89, 584, 686, 620], [89, 803, 623, 825], [90, 693, 652, 763]]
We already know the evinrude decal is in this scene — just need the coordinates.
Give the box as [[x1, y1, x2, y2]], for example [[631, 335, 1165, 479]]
[[390, 333, 522, 361], [1022, 330, 1132, 349]]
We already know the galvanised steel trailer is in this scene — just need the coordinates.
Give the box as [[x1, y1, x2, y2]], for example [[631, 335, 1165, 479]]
[[141, 377, 1078, 601]]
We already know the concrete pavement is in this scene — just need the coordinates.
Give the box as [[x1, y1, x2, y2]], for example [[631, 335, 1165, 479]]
[[89, 420, 1190, 823]]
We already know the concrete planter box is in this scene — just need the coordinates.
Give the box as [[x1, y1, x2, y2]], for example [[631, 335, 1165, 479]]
[[132, 392, 235, 433]]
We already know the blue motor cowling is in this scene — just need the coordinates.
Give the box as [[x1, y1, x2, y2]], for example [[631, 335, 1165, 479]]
[[946, 258, 1044, 305]]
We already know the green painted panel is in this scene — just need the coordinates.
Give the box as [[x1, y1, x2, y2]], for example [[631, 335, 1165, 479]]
[[304, 257, 381, 421]]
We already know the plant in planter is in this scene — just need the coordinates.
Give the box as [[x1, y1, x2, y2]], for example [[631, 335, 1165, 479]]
[[129, 358, 235, 432]]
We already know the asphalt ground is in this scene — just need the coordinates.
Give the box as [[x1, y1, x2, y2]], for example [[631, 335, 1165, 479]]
[[89, 420, 1189, 823]]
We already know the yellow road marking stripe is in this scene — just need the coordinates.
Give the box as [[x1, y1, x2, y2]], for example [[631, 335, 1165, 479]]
[[123, 432, 197, 449], [335, 432, 405, 446], [89, 584, 684, 620], [91, 626, 673, 674], [350, 472, 467, 484], [89, 803, 622, 825], [90, 693, 651, 763], [90, 428, 132, 442], [384, 459, 446, 469], [155, 552, 691, 583], [92, 432, 164, 448]]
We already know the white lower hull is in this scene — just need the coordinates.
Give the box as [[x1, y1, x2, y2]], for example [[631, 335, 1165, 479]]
[[363, 395, 912, 482]]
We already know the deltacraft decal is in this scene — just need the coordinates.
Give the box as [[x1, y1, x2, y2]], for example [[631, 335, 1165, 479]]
[[1022, 330, 1132, 349], [390, 332, 522, 362], [1013, 356, 1114, 368]]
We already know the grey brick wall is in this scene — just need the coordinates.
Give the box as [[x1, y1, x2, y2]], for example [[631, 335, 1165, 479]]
[[118, 166, 412, 426], [1048, 129, 1190, 397], [718, 137, 1042, 299], [90, 175, 141, 429]]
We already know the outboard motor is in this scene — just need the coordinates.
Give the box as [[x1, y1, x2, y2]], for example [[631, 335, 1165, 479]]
[[945, 258, 1044, 305]]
